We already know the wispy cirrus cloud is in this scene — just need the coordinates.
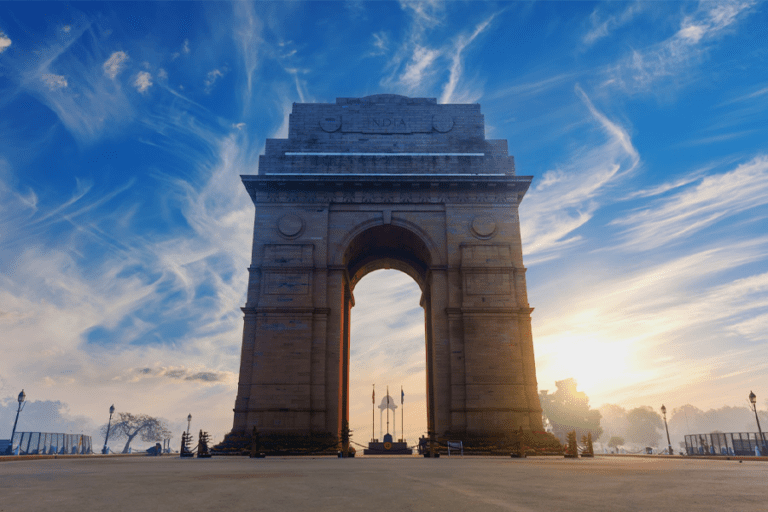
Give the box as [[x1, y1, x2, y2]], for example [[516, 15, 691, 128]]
[[521, 85, 639, 262], [439, 13, 495, 104], [611, 155, 768, 251], [583, 2, 645, 46], [534, 235, 768, 407], [0, 123, 255, 441], [233, 1, 263, 111], [398, 0, 444, 30], [2, 20, 141, 143], [605, 0, 756, 92], [204, 68, 225, 93], [382, 4, 498, 101], [40, 73, 68, 90], [721, 85, 768, 106], [369, 31, 389, 56]]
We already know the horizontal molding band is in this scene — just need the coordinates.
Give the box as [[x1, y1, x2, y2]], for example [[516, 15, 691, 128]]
[[452, 408, 543, 413], [283, 153, 485, 157]]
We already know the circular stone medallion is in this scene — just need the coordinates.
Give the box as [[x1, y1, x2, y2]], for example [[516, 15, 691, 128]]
[[471, 215, 497, 239], [319, 116, 341, 132], [432, 114, 454, 133], [277, 214, 304, 238]]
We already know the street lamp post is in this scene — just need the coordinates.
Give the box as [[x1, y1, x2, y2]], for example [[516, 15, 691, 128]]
[[9, 390, 26, 454], [187, 414, 192, 434], [102, 404, 115, 454], [749, 391, 765, 454], [661, 404, 672, 455]]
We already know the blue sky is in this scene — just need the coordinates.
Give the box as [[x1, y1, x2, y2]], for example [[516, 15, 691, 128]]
[[1, 1, 767, 448]]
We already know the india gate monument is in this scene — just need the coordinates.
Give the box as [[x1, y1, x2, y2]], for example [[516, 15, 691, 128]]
[[223, 94, 546, 452]]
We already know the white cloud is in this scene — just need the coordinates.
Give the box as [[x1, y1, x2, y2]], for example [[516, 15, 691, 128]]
[[6, 23, 135, 142], [233, 1, 263, 112], [204, 68, 224, 93], [103, 51, 129, 79], [371, 31, 389, 56], [611, 155, 768, 251], [40, 73, 68, 90], [719, 85, 768, 106], [583, 2, 645, 46], [398, 45, 439, 92], [0, 31, 12, 53], [62, 25, 72, 34], [521, 85, 639, 261], [532, 236, 768, 409], [606, 0, 756, 92], [133, 71, 152, 93], [398, 0, 444, 29], [182, 39, 190, 54], [157, 68, 167, 81], [439, 13, 495, 104], [0, 124, 257, 442]]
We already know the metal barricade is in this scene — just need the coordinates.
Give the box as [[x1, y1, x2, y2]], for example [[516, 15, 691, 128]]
[[10, 432, 93, 455], [684, 432, 767, 456]]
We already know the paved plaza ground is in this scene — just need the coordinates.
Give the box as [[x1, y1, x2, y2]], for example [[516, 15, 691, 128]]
[[1, 454, 765, 511]]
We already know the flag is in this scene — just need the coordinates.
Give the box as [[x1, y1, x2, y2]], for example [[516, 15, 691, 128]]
[[401, 386, 404, 405], [372, 385, 375, 404]]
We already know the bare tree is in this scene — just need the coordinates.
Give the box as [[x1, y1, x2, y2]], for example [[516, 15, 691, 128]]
[[100, 413, 171, 453]]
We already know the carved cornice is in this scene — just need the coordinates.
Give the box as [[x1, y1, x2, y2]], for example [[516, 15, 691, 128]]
[[241, 174, 531, 205]]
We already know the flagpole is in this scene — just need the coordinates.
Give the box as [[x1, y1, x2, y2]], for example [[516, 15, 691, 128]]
[[372, 384, 375, 442], [401, 385, 404, 442]]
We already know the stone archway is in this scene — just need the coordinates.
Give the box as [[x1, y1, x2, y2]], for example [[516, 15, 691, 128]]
[[228, 94, 543, 448], [341, 223, 435, 439]]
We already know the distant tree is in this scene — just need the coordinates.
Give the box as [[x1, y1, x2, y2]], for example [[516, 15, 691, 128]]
[[607, 436, 625, 451], [100, 413, 171, 453], [597, 404, 629, 442], [625, 406, 663, 446], [539, 378, 603, 443]]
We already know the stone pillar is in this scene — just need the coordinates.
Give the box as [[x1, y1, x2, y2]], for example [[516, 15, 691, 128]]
[[310, 307, 329, 431], [232, 308, 257, 432], [324, 269, 345, 438], [427, 269, 452, 436], [420, 287, 435, 438], [341, 282, 352, 435], [447, 306, 466, 433]]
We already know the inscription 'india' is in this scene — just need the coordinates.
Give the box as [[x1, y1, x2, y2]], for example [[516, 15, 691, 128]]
[[341, 113, 430, 134]]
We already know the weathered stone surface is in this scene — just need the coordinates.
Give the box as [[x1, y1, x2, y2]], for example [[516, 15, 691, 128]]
[[230, 94, 543, 445]]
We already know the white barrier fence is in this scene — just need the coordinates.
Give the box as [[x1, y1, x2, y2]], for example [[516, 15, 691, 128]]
[[9, 432, 93, 455]]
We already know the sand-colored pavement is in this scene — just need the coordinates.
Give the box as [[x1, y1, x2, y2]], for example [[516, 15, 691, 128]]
[[0, 455, 765, 512]]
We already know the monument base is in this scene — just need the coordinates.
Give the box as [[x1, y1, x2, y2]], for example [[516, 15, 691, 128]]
[[364, 440, 411, 455], [212, 430, 339, 456], [437, 430, 564, 456]]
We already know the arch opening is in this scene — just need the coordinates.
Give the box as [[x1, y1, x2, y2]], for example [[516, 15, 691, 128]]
[[349, 269, 427, 446], [343, 224, 432, 292]]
